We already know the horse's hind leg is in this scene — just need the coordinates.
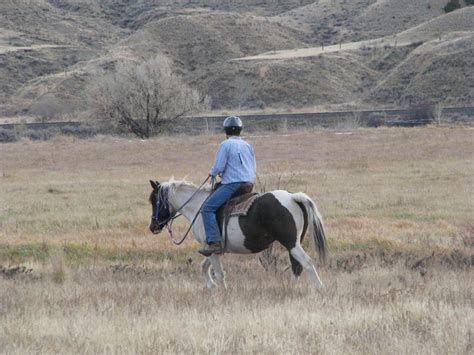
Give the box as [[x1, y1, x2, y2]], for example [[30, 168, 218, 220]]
[[289, 254, 303, 282], [209, 254, 227, 289], [201, 257, 217, 289], [290, 245, 324, 289]]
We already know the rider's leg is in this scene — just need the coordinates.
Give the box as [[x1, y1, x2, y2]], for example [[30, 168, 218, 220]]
[[201, 182, 242, 244]]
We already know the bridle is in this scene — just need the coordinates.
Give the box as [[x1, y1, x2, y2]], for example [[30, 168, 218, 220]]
[[152, 176, 213, 245]]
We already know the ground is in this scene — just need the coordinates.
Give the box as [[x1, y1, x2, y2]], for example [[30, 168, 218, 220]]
[[0, 125, 473, 353]]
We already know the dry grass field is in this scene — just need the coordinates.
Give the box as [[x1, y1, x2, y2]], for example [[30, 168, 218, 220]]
[[0, 126, 473, 353]]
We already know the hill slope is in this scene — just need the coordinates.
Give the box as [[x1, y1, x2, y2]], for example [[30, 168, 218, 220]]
[[0, 0, 473, 118], [275, 0, 450, 43], [368, 32, 474, 106]]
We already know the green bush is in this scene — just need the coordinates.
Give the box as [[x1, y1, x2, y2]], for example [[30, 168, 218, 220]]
[[465, 0, 474, 5], [444, 0, 461, 12]]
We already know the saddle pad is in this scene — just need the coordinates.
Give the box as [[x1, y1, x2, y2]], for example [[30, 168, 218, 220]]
[[228, 193, 259, 216]]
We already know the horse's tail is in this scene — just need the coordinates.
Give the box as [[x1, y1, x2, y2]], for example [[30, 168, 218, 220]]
[[292, 192, 327, 263]]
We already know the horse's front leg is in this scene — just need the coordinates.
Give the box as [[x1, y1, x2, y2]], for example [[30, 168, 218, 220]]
[[209, 254, 227, 289], [201, 257, 217, 289]]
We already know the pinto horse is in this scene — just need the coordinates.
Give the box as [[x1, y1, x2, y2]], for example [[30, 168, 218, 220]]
[[149, 179, 327, 289]]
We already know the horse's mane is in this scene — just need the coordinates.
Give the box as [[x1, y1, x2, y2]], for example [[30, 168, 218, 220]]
[[161, 178, 196, 192], [160, 178, 210, 207]]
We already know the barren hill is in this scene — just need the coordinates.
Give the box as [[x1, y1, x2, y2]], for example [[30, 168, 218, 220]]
[[0, 0, 473, 119], [368, 32, 474, 106], [236, 7, 474, 107], [275, 0, 450, 44], [129, 13, 307, 67]]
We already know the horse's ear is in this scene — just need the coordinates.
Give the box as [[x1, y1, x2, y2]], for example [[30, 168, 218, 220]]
[[150, 180, 160, 190]]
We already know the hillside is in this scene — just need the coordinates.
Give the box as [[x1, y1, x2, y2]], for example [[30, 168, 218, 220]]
[[368, 32, 474, 106], [274, 0, 450, 43], [130, 13, 307, 68], [0, 0, 473, 119]]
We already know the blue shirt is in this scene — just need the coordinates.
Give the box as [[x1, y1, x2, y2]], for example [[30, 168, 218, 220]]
[[210, 136, 256, 184]]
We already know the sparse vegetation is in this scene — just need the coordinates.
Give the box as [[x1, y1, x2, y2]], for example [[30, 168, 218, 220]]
[[0, 128, 17, 143], [444, 0, 462, 12], [29, 95, 73, 123], [0, 123, 102, 143], [403, 104, 436, 124], [1, 1, 473, 118], [1, 258, 472, 353], [0, 127, 472, 352]]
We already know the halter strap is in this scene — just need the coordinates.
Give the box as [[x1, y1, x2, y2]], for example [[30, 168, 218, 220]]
[[153, 175, 211, 224]]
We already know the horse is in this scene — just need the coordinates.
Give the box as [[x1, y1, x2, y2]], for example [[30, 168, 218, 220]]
[[148, 179, 327, 289]]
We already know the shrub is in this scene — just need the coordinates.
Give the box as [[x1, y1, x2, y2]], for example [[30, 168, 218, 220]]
[[60, 124, 98, 138], [0, 129, 18, 143], [444, 0, 461, 12], [29, 95, 73, 123], [465, 0, 474, 5], [89, 55, 210, 138], [366, 113, 384, 128], [26, 128, 60, 141], [0, 123, 101, 143], [403, 104, 435, 125]]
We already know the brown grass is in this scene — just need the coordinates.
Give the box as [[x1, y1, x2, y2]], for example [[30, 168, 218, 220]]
[[0, 126, 473, 353], [1, 259, 472, 353]]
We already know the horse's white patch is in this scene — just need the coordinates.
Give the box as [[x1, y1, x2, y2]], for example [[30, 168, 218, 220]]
[[224, 217, 252, 254], [191, 215, 207, 245]]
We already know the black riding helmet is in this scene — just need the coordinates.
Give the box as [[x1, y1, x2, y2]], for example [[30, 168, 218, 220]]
[[223, 115, 242, 136]]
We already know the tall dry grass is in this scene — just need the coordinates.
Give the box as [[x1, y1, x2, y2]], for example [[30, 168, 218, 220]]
[[1, 127, 472, 250], [0, 126, 473, 352], [1, 258, 472, 354]]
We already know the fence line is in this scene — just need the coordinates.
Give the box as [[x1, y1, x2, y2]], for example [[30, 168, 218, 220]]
[[1, 106, 473, 134]]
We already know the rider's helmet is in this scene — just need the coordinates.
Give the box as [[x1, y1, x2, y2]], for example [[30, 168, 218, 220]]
[[223, 115, 242, 136]]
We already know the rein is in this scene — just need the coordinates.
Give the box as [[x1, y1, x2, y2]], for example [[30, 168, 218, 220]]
[[166, 204, 202, 245], [156, 176, 213, 245]]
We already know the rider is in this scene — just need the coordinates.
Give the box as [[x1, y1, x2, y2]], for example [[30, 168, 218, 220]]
[[199, 116, 257, 256]]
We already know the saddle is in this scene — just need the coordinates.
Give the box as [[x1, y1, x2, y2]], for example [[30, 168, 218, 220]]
[[215, 183, 259, 251]]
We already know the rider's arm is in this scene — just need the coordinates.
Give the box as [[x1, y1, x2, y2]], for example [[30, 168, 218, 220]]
[[250, 145, 256, 173], [209, 142, 228, 177]]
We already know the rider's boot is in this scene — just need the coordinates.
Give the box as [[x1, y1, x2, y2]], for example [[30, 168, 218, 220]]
[[198, 241, 223, 256]]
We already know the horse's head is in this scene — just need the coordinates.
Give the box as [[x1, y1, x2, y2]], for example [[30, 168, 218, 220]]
[[149, 180, 174, 234]]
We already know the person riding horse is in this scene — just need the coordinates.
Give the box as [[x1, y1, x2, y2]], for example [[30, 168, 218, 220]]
[[199, 116, 257, 256]]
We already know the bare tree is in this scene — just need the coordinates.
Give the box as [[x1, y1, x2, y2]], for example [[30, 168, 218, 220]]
[[89, 56, 209, 138]]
